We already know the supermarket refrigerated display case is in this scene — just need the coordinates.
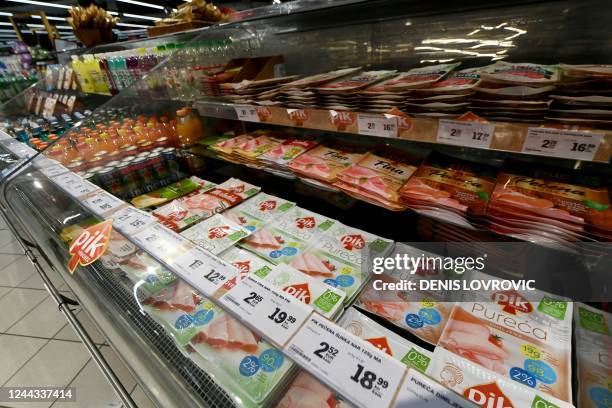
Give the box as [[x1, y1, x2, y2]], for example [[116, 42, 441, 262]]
[[0, 1, 611, 407]]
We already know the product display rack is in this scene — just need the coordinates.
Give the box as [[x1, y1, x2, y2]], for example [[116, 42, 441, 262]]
[[0, 1, 610, 408]]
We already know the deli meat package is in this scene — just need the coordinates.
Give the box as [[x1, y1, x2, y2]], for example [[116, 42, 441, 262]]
[[478, 62, 560, 86], [334, 149, 420, 211], [153, 178, 260, 231], [223, 192, 295, 233], [427, 347, 574, 408], [383, 63, 461, 90], [289, 221, 394, 304], [574, 303, 611, 408], [486, 160, 612, 242], [218, 246, 273, 294], [180, 214, 252, 255], [356, 243, 456, 346], [437, 270, 573, 402], [188, 299, 294, 407]]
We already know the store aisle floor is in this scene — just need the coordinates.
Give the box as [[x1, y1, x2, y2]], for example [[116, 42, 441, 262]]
[[0, 217, 155, 408]]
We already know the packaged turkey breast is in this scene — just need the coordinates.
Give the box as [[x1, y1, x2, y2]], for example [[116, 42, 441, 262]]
[[281, 67, 362, 89], [117, 250, 177, 294], [356, 243, 456, 345], [437, 270, 573, 402], [223, 193, 295, 233], [288, 143, 364, 185], [574, 303, 611, 408], [154, 178, 260, 231], [478, 62, 560, 85], [240, 206, 335, 264], [180, 214, 252, 255], [383, 63, 460, 90], [427, 347, 574, 408], [218, 246, 273, 294], [131, 176, 215, 209], [189, 299, 294, 408], [210, 133, 254, 155], [290, 222, 393, 303], [314, 70, 397, 93], [416, 68, 481, 94], [393, 369, 478, 408], [259, 138, 320, 168]]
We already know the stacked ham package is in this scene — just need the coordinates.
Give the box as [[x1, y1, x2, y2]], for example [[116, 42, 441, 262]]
[[574, 303, 611, 408], [399, 152, 496, 228], [486, 160, 612, 243], [427, 347, 573, 408], [154, 178, 260, 231], [356, 243, 457, 346], [437, 270, 574, 403], [223, 192, 296, 233], [334, 149, 420, 211], [180, 213, 252, 255]]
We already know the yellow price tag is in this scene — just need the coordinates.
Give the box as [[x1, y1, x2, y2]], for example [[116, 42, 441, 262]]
[[520, 344, 541, 360]]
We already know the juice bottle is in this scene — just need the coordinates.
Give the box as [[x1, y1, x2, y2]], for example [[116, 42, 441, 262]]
[[84, 55, 110, 95], [98, 53, 118, 95], [176, 107, 203, 147]]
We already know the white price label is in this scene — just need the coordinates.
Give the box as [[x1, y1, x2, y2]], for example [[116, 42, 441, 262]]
[[132, 223, 192, 263], [522, 128, 603, 161], [112, 206, 157, 235], [286, 315, 406, 408], [54, 172, 99, 198], [32, 156, 59, 169], [234, 105, 260, 122], [437, 120, 495, 149], [82, 190, 126, 217], [0, 132, 12, 140], [170, 245, 239, 297], [393, 370, 476, 408], [357, 114, 398, 138], [43, 164, 69, 177], [219, 275, 312, 347]]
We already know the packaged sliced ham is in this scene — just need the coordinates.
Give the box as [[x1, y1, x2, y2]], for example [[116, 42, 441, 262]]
[[560, 64, 612, 78], [399, 152, 497, 218], [416, 68, 481, 94], [218, 246, 273, 293], [290, 222, 394, 303], [478, 62, 560, 85], [223, 192, 295, 233], [117, 250, 177, 294], [356, 243, 456, 345], [574, 303, 611, 408], [427, 347, 574, 408], [154, 178, 260, 231], [210, 133, 254, 155], [180, 214, 251, 255], [277, 371, 345, 408], [314, 70, 397, 93], [287, 143, 364, 185], [189, 299, 294, 407], [335, 150, 420, 210], [261, 264, 345, 319], [131, 176, 215, 209], [437, 270, 573, 402], [259, 138, 320, 168], [383, 63, 460, 90], [281, 67, 362, 89]]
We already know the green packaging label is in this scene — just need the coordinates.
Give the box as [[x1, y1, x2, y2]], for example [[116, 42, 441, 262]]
[[531, 395, 560, 408], [254, 265, 272, 279], [400, 348, 431, 373], [313, 290, 342, 313], [537, 297, 568, 320], [578, 306, 608, 335]]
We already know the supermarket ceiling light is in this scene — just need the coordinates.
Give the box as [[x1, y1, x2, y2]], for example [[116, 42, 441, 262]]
[[32, 16, 67, 21], [117, 0, 164, 10], [122, 13, 160, 21], [117, 22, 150, 28], [0, 12, 13, 16], [4, 0, 72, 9]]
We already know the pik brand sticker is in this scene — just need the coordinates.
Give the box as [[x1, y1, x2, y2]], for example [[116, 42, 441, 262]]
[[463, 382, 514, 408], [340, 234, 365, 250], [67, 219, 113, 273], [492, 291, 533, 315]]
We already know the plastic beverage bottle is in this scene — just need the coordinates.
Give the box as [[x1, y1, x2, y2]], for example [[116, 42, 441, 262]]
[[176, 107, 203, 147]]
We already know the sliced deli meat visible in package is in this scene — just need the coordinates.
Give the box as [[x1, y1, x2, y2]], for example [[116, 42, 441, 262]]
[[427, 347, 574, 408], [153, 178, 260, 231], [210, 133, 254, 155], [287, 143, 364, 185], [280, 67, 362, 89], [189, 299, 293, 407], [290, 222, 393, 303], [314, 70, 397, 93], [223, 192, 295, 233], [383, 63, 461, 90], [218, 246, 273, 293], [117, 250, 177, 294], [574, 303, 611, 408], [437, 270, 573, 402], [260, 264, 346, 319], [180, 214, 252, 255], [559, 64, 612, 78], [277, 371, 347, 408], [356, 243, 456, 346], [259, 138, 320, 168], [335, 150, 420, 210], [478, 62, 560, 85], [131, 176, 215, 209], [240, 206, 335, 264], [416, 68, 481, 94]]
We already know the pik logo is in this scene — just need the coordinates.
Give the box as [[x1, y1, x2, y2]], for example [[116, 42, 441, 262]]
[[283, 283, 311, 303], [255, 106, 271, 121], [68, 220, 113, 273], [229, 184, 245, 193], [340, 234, 365, 250], [288, 109, 309, 125], [232, 260, 251, 273], [329, 110, 355, 129], [365, 336, 393, 356], [208, 226, 230, 239], [296, 216, 316, 229], [492, 290, 533, 315], [259, 200, 277, 211], [165, 210, 188, 221], [463, 382, 514, 408]]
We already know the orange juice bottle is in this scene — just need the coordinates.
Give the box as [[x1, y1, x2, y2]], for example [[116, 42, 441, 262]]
[[176, 107, 203, 147]]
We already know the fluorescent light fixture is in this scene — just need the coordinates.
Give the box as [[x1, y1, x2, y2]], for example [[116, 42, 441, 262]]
[[122, 13, 160, 21], [117, 22, 149, 28], [0, 22, 12, 26], [0, 29, 17, 33], [117, 0, 164, 10], [0, 12, 13, 16], [32, 15, 67, 21], [5, 0, 72, 9], [55, 25, 72, 29], [27, 24, 45, 28]]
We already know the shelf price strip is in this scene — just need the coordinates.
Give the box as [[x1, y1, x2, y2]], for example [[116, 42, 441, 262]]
[[234, 105, 260, 122], [357, 114, 398, 138], [522, 127, 604, 161], [219, 274, 312, 348], [81, 190, 127, 217], [285, 314, 406, 408], [131, 223, 193, 264], [111, 206, 158, 235], [436, 119, 495, 149], [53, 172, 99, 199]]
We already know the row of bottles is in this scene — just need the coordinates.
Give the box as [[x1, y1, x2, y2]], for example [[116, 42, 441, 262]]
[[8, 110, 90, 150], [0, 70, 38, 102]]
